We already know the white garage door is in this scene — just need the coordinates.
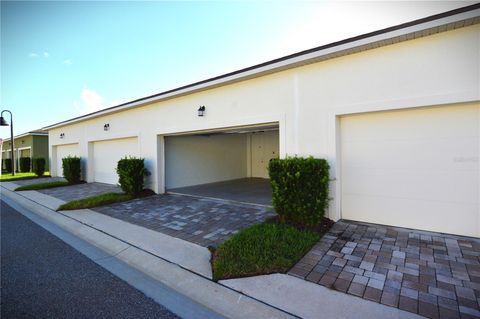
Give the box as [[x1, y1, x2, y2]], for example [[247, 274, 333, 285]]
[[341, 103, 479, 237], [93, 137, 139, 184], [56, 143, 79, 177]]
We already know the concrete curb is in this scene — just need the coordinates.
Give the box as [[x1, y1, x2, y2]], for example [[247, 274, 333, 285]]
[[1, 185, 295, 319], [60, 209, 213, 278]]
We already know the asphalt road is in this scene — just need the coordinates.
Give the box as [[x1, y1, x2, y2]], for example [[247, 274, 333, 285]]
[[0, 200, 180, 319]]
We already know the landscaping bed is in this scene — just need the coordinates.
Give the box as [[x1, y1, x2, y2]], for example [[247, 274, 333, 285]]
[[212, 217, 333, 281], [57, 189, 155, 211], [1, 172, 50, 182], [212, 156, 333, 281], [15, 180, 70, 191]]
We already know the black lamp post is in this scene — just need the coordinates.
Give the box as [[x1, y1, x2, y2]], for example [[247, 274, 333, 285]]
[[0, 110, 14, 176]]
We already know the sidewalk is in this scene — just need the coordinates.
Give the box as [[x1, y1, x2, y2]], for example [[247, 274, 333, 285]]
[[1, 182, 422, 319]]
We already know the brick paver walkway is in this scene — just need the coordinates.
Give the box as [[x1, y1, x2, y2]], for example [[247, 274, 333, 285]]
[[289, 221, 480, 319], [38, 182, 121, 202], [11, 177, 65, 186], [92, 194, 275, 247]]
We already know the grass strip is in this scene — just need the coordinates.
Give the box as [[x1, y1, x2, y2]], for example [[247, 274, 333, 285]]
[[57, 192, 133, 211], [212, 222, 320, 281], [1, 172, 50, 182], [15, 181, 70, 191]]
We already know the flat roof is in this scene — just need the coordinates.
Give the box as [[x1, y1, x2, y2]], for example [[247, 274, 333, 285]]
[[43, 3, 480, 130]]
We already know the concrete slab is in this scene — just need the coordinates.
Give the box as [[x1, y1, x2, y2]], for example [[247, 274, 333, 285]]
[[61, 209, 213, 279], [168, 178, 272, 206], [117, 247, 294, 319], [20, 190, 66, 210], [1, 181, 20, 191], [221, 273, 423, 319]]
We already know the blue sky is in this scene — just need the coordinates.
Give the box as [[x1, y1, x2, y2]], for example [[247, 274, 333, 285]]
[[0, 1, 473, 138]]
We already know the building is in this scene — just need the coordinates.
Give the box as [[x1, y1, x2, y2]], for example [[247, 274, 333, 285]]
[[1, 129, 49, 172], [44, 5, 480, 237]]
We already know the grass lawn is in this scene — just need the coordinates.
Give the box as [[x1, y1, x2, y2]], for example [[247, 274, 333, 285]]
[[15, 180, 70, 191], [1, 172, 50, 182], [212, 222, 321, 281], [57, 192, 133, 211]]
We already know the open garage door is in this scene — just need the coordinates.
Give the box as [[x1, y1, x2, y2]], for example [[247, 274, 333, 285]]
[[56, 143, 79, 177], [164, 125, 279, 205], [341, 103, 479, 237], [92, 137, 139, 184]]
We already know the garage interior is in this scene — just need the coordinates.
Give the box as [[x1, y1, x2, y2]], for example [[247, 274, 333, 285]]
[[164, 125, 279, 206]]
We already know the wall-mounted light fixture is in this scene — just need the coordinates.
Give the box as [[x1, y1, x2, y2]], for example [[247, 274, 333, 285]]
[[198, 105, 206, 117], [60, 133, 65, 139], [104, 123, 110, 131]]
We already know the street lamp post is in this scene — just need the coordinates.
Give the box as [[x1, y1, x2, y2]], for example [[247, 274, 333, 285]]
[[0, 110, 14, 176]]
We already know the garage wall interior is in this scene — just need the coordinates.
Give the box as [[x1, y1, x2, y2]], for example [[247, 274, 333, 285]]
[[164, 129, 279, 189], [45, 7, 480, 236]]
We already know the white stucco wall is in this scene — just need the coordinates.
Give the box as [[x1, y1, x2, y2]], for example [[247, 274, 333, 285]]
[[165, 134, 248, 189], [48, 24, 480, 222]]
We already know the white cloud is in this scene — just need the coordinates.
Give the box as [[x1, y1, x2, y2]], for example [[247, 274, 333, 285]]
[[43, 52, 49, 58], [29, 53, 38, 58], [63, 59, 72, 65], [74, 88, 118, 115]]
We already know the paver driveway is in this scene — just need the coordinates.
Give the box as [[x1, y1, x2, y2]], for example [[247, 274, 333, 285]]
[[38, 182, 121, 202], [92, 194, 275, 247], [289, 221, 480, 319]]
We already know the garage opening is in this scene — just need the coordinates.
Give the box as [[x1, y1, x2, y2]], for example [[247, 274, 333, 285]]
[[164, 124, 279, 206]]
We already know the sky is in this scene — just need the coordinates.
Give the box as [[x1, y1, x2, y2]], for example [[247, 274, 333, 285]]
[[0, 1, 475, 138]]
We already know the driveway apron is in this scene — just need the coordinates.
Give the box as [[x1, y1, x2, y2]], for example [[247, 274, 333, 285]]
[[290, 220, 480, 319], [92, 194, 275, 248]]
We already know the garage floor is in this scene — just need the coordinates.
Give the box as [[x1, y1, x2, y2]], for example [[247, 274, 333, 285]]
[[167, 178, 272, 206]]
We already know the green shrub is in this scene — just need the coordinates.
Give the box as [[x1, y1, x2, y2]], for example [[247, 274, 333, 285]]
[[268, 156, 330, 227], [116, 157, 146, 195], [3, 159, 12, 173], [62, 156, 81, 184], [19, 157, 31, 172], [33, 158, 46, 177]]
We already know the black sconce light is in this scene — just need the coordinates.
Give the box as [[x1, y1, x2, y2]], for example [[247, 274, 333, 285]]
[[104, 123, 110, 131], [198, 105, 206, 117], [60, 133, 65, 139]]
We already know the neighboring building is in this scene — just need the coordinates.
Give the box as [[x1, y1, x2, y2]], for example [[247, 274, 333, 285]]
[[44, 5, 480, 236], [1, 129, 49, 172]]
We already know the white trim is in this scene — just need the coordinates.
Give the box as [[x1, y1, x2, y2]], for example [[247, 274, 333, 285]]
[[42, 8, 480, 130]]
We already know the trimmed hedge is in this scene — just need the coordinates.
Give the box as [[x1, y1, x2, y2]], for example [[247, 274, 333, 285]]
[[33, 158, 46, 177], [116, 157, 146, 195], [268, 156, 330, 227], [19, 157, 31, 172], [62, 156, 81, 184], [3, 159, 12, 173]]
